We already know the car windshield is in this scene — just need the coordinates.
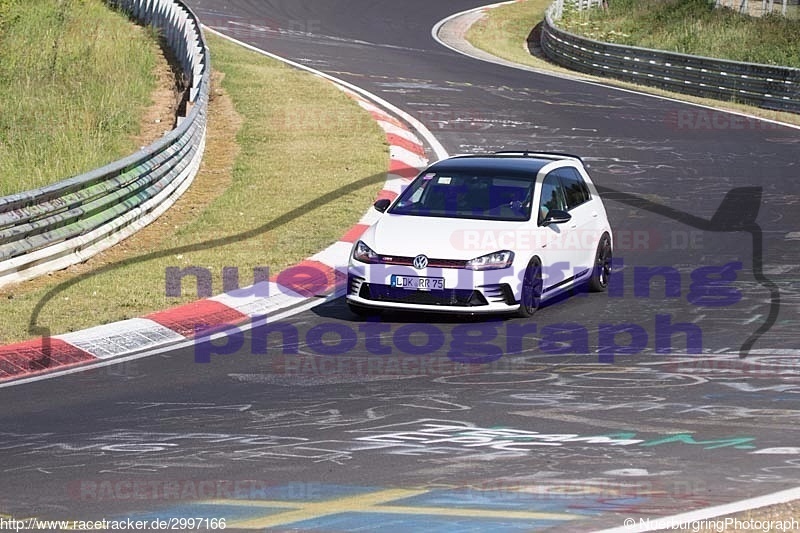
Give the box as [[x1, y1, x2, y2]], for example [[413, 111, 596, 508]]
[[389, 172, 534, 221]]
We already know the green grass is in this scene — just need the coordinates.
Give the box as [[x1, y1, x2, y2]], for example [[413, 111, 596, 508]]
[[559, 0, 800, 67], [464, 0, 800, 126], [0, 32, 388, 343], [466, 0, 557, 70], [0, 0, 159, 196]]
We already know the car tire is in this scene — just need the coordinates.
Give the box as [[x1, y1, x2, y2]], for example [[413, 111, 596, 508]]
[[589, 233, 612, 292], [517, 257, 543, 318]]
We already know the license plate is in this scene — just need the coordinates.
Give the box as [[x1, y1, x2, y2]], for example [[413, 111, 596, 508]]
[[390, 275, 445, 291]]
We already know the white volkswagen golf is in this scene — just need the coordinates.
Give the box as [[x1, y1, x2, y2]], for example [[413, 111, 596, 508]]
[[347, 152, 613, 317]]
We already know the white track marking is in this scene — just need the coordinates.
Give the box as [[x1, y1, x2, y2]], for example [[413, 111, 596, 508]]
[[55, 318, 185, 359], [204, 26, 450, 159]]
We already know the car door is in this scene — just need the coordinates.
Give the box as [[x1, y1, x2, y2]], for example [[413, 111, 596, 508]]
[[556, 166, 601, 277], [535, 170, 573, 290]]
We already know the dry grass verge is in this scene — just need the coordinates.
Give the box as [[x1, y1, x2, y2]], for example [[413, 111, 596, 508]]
[[0, 33, 387, 343]]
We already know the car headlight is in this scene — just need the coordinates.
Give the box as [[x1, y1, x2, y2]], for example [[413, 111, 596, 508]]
[[466, 250, 514, 270], [352, 240, 380, 263]]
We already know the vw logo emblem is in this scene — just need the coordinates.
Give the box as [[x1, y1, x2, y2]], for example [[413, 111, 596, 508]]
[[413, 254, 429, 270]]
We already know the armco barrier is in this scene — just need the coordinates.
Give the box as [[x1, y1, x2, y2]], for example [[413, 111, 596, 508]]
[[0, 0, 209, 287], [540, 1, 800, 114]]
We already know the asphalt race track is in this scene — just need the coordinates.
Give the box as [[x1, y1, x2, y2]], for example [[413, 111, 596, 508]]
[[1, 1, 799, 531]]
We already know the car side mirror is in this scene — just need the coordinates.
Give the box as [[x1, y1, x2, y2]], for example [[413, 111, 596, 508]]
[[542, 209, 571, 226], [373, 198, 391, 213]]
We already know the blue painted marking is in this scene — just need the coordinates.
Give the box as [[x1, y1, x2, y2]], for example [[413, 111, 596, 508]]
[[123, 503, 289, 522], [282, 511, 558, 533], [389, 489, 646, 515]]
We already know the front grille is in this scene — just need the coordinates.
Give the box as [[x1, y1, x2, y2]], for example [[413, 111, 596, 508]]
[[360, 283, 488, 307], [377, 256, 468, 269]]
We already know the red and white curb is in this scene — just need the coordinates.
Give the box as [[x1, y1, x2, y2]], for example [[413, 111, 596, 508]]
[[0, 54, 431, 384]]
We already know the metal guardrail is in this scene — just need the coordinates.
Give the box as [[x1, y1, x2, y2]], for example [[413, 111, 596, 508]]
[[540, 1, 800, 114], [0, 0, 209, 287]]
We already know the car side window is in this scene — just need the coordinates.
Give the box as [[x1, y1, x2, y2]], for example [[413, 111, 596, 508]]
[[538, 173, 567, 225], [556, 167, 591, 210]]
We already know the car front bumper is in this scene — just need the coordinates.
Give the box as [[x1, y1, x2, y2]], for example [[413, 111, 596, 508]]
[[346, 262, 524, 314]]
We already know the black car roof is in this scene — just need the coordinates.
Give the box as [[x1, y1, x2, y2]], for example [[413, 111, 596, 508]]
[[426, 152, 582, 177]]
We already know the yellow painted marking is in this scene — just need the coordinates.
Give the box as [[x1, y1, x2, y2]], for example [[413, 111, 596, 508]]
[[210, 487, 578, 529], [224, 488, 427, 528]]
